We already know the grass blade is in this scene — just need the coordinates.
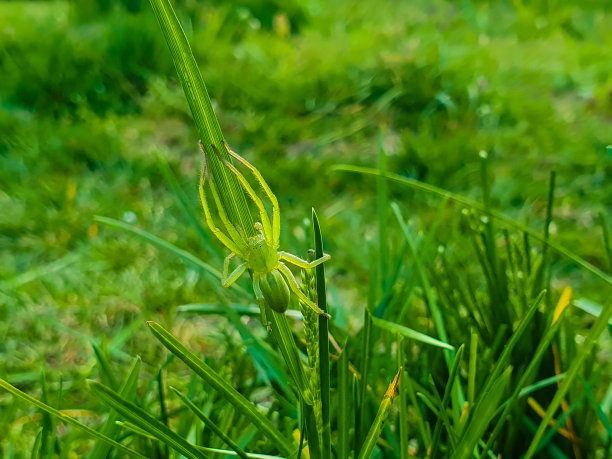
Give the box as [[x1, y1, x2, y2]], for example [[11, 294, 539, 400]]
[[89, 356, 142, 459], [171, 387, 249, 459], [524, 297, 612, 458], [337, 340, 351, 458], [0, 378, 147, 459], [89, 381, 207, 459], [148, 0, 254, 235], [147, 321, 295, 456], [358, 368, 402, 459], [451, 367, 512, 459], [430, 345, 465, 457], [312, 208, 332, 458], [371, 315, 454, 351]]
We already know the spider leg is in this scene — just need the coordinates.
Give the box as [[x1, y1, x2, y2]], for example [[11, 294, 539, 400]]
[[279, 251, 331, 269], [200, 142, 248, 254], [222, 253, 248, 288], [277, 263, 331, 319], [198, 153, 247, 256], [211, 145, 273, 245], [226, 145, 281, 249], [252, 274, 271, 330]]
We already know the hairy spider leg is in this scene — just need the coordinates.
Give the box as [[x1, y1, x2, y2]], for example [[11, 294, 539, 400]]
[[213, 147, 274, 244], [226, 146, 281, 249], [252, 274, 270, 328], [279, 251, 331, 269], [199, 160, 246, 257], [200, 143, 248, 253], [276, 263, 331, 319]]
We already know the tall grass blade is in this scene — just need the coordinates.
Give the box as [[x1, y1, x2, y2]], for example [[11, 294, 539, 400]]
[[337, 340, 351, 458], [312, 208, 332, 458], [524, 297, 612, 458], [371, 315, 454, 350], [171, 387, 249, 459], [89, 381, 207, 459], [451, 367, 512, 459], [266, 308, 312, 404], [148, 0, 254, 235], [358, 368, 402, 459], [157, 154, 218, 257], [0, 378, 147, 459], [430, 345, 465, 457], [147, 321, 295, 456], [334, 165, 612, 285], [89, 357, 142, 459], [397, 338, 409, 459]]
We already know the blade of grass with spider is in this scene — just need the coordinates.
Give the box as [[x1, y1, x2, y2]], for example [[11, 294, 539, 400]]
[[147, 321, 295, 456], [334, 165, 612, 285], [148, 0, 254, 236], [0, 378, 147, 459]]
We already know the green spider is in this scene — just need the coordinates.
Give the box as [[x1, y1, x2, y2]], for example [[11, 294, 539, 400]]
[[198, 141, 331, 326]]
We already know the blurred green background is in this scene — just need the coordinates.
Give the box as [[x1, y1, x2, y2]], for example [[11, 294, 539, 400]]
[[1, 0, 611, 453]]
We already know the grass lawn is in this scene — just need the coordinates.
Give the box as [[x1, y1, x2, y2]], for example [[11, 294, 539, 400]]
[[0, 0, 610, 457]]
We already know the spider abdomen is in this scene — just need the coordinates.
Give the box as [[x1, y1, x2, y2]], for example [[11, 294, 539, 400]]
[[259, 270, 290, 313]]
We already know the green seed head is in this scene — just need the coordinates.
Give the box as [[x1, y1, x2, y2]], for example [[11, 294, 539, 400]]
[[259, 270, 291, 313]]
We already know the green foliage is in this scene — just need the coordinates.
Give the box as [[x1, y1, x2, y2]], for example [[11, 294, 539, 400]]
[[1, 0, 611, 457]]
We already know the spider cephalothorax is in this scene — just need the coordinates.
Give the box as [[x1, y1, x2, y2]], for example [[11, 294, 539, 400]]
[[198, 141, 331, 326]]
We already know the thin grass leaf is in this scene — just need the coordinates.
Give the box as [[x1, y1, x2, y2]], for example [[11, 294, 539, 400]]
[[171, 387, 249, 459], [95, 216, 246, 294], [157, 154, 218, 257], [430, 345, 465, 457], [266, 307, 313, 404], [358, 368, 402, 459], [391, 203, 464, 410], [397, 337, 409, 459], [451, 367, 512, 459], [90, 381, 208, 459], [147, 321, 295, 456], [477, 290, 545, 404], [334, 165, 612, 285], [481, 306, 567, 456], [196, 446, 285, 458], [355, 305, 373, 453], [371, 315, 454, 351], [337, 340, 351, 459], [467, 332, 478, 414], [148, 0, 254, 235], [0, 378, 147, 459], [312, 208, 332, 458], [524, 297, 612, 458], [89, 357, 142, 459]]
